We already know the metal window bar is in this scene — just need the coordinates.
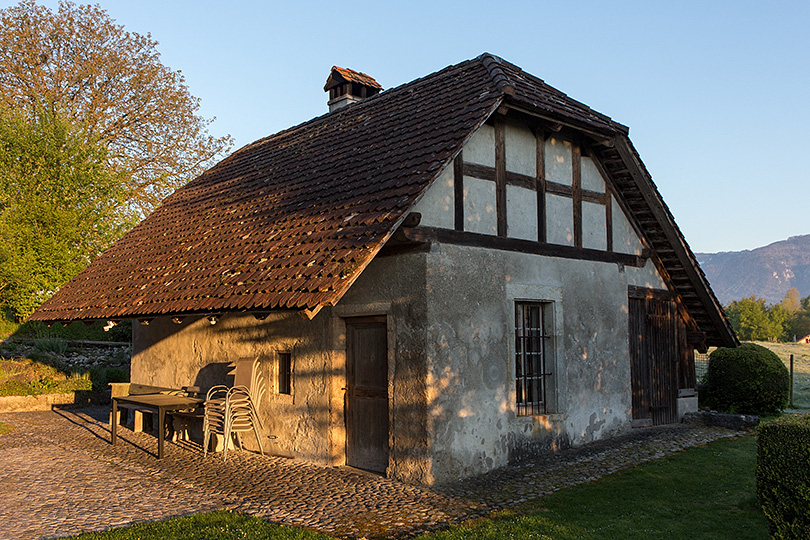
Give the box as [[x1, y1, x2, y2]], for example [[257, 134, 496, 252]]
[[515, 302, 552, 416]]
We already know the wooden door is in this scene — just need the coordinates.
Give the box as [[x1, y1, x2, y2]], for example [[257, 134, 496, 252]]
[[345, 317, 389, 473], [629, 291, 678, 425]]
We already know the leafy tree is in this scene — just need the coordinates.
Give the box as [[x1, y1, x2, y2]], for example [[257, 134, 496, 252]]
[[787, 294, 810, 341], [0, 106, 135, 319], [725, 296, 787, 342], [781, 287, 802, 314], [0, 0, 232, 215]]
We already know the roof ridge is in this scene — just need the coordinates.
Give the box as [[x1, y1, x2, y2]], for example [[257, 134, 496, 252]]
[[478, 53, 515, 95], [228, 59, 485, 159]]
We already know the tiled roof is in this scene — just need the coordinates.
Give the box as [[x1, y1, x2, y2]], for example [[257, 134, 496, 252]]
[[324, 66, 382, 91], [29, 54, 734, 346], [31, 56, 501, 321]]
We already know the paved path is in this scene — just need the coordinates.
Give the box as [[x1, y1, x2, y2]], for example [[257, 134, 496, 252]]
[[0, 406, 741, 539]]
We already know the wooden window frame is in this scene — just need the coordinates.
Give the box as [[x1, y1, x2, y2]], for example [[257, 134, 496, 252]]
[[277, 351, 292, 395]]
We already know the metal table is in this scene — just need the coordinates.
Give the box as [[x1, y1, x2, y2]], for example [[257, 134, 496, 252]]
[[111, 394, 204, 459]]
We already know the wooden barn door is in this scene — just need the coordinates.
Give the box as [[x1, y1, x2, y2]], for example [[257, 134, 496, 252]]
[[345, 317, 389, 473], [629, 288, 678, 425]]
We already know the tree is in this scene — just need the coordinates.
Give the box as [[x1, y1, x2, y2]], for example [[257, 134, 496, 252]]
[[0, 106, 135, 319], [781, 287, 802, 314], [0, 0, 231, 215], [787, 294, 810, 341], [725, 296, 787, 342]]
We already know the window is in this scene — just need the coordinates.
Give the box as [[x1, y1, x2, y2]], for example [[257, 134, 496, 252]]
[[277, 352, 291, 395], [515, 301, 554, 415]]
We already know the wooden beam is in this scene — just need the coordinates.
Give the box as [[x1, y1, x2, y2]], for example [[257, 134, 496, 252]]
[[454, 154, 464, 231], [572, 143, 582, 248], [495, 118, 507, 237], [401, 212, 422, 228], [605, 189, 613, 252], [463, 162, 494, 181], [402, 226, 647, 268], [536, 127, 546, 243], [546, 181, 573, 197]]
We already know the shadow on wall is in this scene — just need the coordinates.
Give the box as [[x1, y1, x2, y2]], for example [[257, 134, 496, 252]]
[[193, 362, 234, 394]]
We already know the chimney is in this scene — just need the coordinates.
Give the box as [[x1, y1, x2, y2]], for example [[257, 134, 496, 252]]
[[324, 66, 382, 112]]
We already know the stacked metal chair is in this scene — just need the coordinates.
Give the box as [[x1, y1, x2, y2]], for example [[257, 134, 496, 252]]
[[202, 385, 229, 458], [203, 358, 266, 460]]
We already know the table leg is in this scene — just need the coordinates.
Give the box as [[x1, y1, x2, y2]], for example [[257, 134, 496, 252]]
[[111, 399, 118, 446], [158, 407, 165, 459]]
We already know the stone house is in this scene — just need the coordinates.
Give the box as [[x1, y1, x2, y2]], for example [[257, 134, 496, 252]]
[[31, 54, 737, 485]]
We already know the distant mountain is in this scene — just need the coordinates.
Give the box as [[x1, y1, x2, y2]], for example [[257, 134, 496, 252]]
[[696, 235, 810, 306]]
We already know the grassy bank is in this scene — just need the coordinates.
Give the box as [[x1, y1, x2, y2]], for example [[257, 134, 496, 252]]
[[0, 337, 130, 397]]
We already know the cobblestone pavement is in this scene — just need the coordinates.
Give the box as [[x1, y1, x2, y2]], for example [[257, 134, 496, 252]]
[[0, 406, 742, 539]]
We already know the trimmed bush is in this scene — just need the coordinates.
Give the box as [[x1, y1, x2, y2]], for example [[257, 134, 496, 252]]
[[757, 415, 810, 538], [704, 343, 789, 414]]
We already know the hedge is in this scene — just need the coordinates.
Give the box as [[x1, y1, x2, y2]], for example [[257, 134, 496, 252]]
[[757, 415, 810, 539], [704, 343, 789, 414]]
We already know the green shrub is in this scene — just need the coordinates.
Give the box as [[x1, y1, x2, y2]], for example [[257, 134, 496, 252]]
[[33, 337, 68, 355], [757, 415, 810, 538], [704, 343, 789, 414], [14, 319, 132, 343], [88, 364, 129, 392]]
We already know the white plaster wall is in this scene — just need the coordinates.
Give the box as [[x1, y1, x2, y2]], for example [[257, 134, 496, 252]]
[[506, 184, 538, 241], [132, 311, 332, 462], [612, 195, 644, 255], [626, 258, 668, 290], [546, 194, 574, 246], [581, 156, 606, 193], [410, 163, 454, 229], [424, 244, 636, 483], [464, 124, 495, 167], [545, 136, 572, 186], [464, 177, 497, 235], [505, 119, 536, 177], [582, 200, 607, 251]]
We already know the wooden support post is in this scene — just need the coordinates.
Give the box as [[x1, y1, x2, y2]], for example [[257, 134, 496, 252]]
[[572, 142, 582, 248], [495, 118, 507, 237], [536, 128, 546, 243], [790, 354, 794, 408], [454, 154, 464, 231]]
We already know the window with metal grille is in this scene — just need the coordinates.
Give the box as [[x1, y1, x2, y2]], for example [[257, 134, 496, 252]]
[[277, 352, 291, 395], [515, 301, 554, 416]]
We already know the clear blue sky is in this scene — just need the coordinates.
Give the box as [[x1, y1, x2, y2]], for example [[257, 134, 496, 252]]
[[10, 0, 809, 254]]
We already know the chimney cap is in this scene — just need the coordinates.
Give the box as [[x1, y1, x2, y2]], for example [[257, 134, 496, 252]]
[[324, 66, 382, 92]]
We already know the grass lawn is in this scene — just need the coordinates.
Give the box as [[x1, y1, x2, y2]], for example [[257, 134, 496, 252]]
[[64, 434, 767, 540], [66, 511, 332, 540], [420, 434, 766, 540]]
